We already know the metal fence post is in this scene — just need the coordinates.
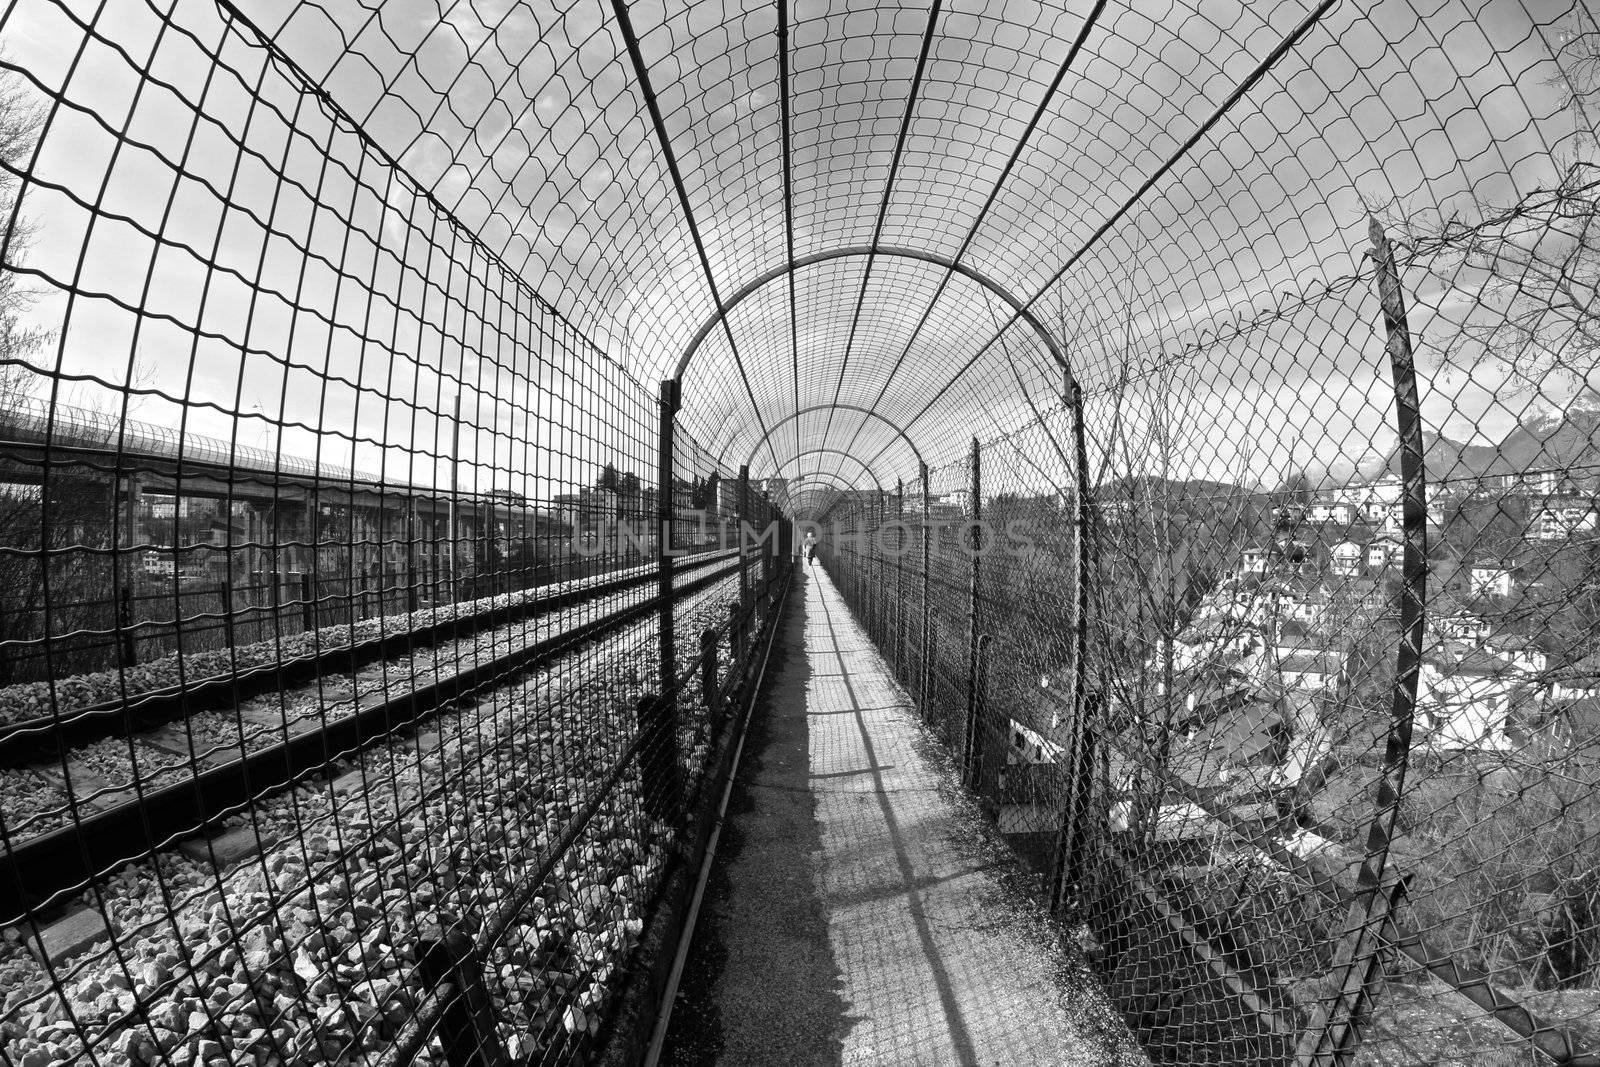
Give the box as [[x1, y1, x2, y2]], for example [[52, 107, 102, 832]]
[[919, 461, 931, 711], [1292, 218, 1430, 1067], [657, 379, 680, 696], [117, 585, 136, 667], [416, 928, 507, 1067], [638, 692, 683, 825], [301, 572, 314, 632], [894, 477, 905, 675], [963, 437, 985, 791], [727, 601, 744, 678], [701, 627, 719, 725], [405, 499, 419, 613], [222, 578, 236, 650], [737, 464, 750, 612], [1049, 693, 1099, 913]]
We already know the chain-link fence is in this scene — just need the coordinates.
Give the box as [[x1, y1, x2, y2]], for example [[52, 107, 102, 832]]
[[818, 177, 1600, 1063]]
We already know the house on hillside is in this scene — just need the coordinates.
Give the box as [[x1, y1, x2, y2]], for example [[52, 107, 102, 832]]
[[1308, 499, 1358, 525], [1488, 635, 1547, 674], [1436, 611, 1491, 643], [1417, 648, 1531, 751], [1534, 499, 1598, 541], [1495, 469, 1591, 496], [1173, 615, 1267, 674], [1274, 645, 1344, 691], [1468, 560, 1517, 598], [1272, 579, 1331, 628], [1006, 718, 1064, 766], [1331, 540, 1363, 576], [1553, 654, 1600, 700], [1367, 531, 1404, 571], [1353, 479, 1404, 523]]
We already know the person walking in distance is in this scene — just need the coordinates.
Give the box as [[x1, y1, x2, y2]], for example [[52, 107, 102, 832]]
[[804, 530, 818, 565]]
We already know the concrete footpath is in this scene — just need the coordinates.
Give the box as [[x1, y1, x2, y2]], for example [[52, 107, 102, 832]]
[[661, 564, 1147, 1066]]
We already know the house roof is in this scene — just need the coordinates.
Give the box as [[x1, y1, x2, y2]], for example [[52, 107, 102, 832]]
[[1277, 649, 1343, 675]]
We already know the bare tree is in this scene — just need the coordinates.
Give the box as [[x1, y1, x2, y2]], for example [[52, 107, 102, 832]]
[[0, 66, 46, 400]]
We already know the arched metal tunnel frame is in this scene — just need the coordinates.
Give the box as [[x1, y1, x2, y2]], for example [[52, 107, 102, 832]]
[[672, 245, 1095, 874]]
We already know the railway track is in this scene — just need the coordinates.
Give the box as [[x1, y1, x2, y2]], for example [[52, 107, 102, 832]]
[[0, 552, 742, 842], [0, 549, 737, 765], [0, 569, 767, 1067], [0, 555, 748, 921]]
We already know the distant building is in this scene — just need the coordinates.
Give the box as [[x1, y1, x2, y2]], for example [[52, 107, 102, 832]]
[[1307, 500, 1358, 525], [1553, 654, 1600, 701], [1468, 561, 1516, 598], [1330, 540, 1363, 577], [1496, 469, 1593, 497], [1367, 531, 1404, 570], [1534, 500, 1598, 540], [1275, 646, 1344, 691], [1353, 479, 1403, 523], [143, 493, 198, 519], [1006, 719, 1063, 765], [1436, 611, 1491, 643], [1488, 636, 1547, 674]]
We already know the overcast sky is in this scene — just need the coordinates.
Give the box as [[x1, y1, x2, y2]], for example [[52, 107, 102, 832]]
[[0, 0, 1592, 508]]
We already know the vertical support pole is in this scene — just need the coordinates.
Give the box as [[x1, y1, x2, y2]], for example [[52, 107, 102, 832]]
[[406, 499, 419, 613], [919, 461, 932, 712], [121, 471, 139, 587], [117, 585, 136, 667], [302, 572, 314, 632], [700, 627, 719, 722], [895, 478, 905, 674], [737, 464, 750, 612], [1293, 218, 1429, 1067], [657, 379, 680, 697], [638, 692, 683, 824], [877, 490, 887, 637], [963, 437, 984, 792], [727, 601, 744, 678], [449, 392, 461, 604], [1049, 693, 1100, 911], [1051, 365, 1098, 915], [222, 578, 236, 650], [417, 929, 508, 1067]]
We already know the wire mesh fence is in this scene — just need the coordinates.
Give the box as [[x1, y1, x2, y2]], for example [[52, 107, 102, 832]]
[[0, 0, 1598, 1062], [0, 0, 794, 1061], [818, 178, 1600, 1062]]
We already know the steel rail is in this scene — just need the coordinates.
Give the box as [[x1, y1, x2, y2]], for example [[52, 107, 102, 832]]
[[0, 559, 746, 921], [0, 550, 739, 766], [373, 565, 790, 1067]]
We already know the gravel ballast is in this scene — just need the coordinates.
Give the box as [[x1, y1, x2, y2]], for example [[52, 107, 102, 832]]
[[0, 572, 752, 1066]]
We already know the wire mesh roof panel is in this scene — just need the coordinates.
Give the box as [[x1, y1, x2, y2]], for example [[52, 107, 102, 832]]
[[7, 0, 1566, 494]]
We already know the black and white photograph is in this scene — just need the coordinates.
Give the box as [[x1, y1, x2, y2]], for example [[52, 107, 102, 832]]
[[0, 0, 1598, 1064]]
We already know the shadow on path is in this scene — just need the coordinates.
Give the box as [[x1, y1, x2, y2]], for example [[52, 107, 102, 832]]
[[660, 566, 849, 1066]]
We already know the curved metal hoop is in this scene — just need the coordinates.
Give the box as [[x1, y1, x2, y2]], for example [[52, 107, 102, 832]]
[[671, 245, 1070, 381], [741, 403, 927, 471]]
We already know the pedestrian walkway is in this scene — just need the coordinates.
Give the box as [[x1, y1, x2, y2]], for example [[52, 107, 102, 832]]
[[662, 564, 1147, 1066]]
